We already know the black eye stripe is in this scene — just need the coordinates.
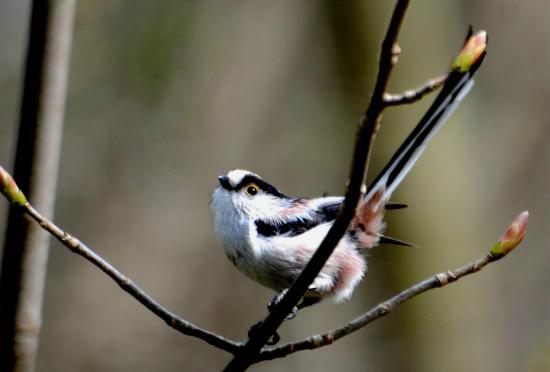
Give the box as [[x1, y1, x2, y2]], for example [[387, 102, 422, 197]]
[[234, 175, 287, 198]]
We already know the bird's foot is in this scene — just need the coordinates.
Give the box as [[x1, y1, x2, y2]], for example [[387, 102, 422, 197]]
[[248, 321, 281, 346], [267, 289, 298, 320]]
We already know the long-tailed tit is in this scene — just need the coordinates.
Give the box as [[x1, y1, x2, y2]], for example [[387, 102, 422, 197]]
[[211, 42, 485, 311]]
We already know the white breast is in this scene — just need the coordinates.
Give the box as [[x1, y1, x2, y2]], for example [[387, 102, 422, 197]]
[[210, 187, 266, 280]]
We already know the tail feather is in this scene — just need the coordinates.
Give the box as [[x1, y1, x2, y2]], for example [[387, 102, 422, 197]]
[[351, 59, 484, 249], [385, 202, 408, 210], [378, 235, 416, 248], [366, 68, 478, 208]]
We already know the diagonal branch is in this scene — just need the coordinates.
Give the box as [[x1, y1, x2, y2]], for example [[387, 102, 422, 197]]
[[0, 168, 243, 356], [256, 209, 528, 361], [383, 74, 448, 106], [224, 0, 412, 370]]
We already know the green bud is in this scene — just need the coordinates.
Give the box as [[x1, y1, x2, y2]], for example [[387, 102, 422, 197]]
[[0, 166, 27, 206]]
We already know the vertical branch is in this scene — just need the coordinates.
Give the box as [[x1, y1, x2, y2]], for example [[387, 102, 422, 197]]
[[0, 1, 76, 371], [224, 1, 411, 370]]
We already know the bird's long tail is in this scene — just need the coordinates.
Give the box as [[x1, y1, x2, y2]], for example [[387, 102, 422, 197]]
[[352, 32, 487, 248], [367, 71, 474, 204]]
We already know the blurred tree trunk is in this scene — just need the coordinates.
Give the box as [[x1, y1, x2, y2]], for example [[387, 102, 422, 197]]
[[0, 1, 76, 371]]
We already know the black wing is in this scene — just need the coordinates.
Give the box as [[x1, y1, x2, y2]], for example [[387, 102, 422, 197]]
[[255, 199, 341, 238], [254, 195, 408, 238]]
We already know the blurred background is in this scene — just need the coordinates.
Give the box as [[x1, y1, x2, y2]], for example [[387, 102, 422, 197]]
[[0, 1, 548, 371]]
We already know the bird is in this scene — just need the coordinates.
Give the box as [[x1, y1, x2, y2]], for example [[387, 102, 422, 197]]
[[210, 41, 485, 313]]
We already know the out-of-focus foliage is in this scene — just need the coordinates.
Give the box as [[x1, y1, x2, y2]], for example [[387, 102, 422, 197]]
[[0, 1, 548, 371]]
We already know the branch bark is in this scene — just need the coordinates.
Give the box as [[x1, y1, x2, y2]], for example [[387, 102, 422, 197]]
[[224, 1, 411, 370], [383, 74, 448, 106], [256, 249, 512, 361], [15, 202, 242, 355], [0, 1, 76, 370]]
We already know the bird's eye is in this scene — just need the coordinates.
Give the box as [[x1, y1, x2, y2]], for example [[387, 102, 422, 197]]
[[245, 184, 259, 196]]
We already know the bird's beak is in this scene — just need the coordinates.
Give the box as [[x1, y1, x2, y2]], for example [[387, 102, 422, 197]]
[[218, 176, 232, 191]]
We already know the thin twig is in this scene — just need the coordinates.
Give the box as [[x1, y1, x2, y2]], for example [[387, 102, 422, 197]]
[[19, 203, 242, 355], [383, 74, 448, 106], [224, 1, 412, 370], [256, 252, 500, 361], [255, 208, 529, 362]]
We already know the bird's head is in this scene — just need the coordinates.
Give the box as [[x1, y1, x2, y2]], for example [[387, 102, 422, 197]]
[[211, 169, 291, 222]]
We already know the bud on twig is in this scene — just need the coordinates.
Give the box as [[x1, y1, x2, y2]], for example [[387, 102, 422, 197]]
[[490, 211, 529, 257], [0, 166, 27, 206], [451, 30, 487, 72]]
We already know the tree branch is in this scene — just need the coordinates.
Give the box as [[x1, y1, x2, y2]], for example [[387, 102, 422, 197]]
[[256, 209, 528, 361], [0, 170, 243, 356], [383, 74, 447, 106], [224, 1, 412, 370], [0, 175, 528, 368]]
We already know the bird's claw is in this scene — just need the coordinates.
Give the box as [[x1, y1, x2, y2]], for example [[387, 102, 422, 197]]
[[248, 321, 281, 345], [267, 289, 298, 320]]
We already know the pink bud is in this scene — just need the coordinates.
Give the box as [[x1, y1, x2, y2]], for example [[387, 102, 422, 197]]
[[451, 30, 487, 72], [491, 211, 529, 256]]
